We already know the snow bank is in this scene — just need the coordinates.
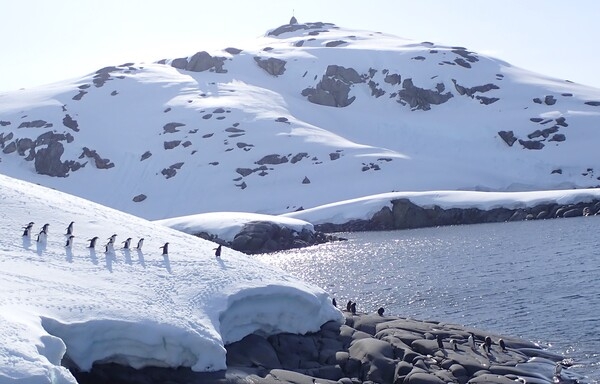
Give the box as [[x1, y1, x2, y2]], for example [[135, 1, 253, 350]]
[[0, 174, 342, 384]]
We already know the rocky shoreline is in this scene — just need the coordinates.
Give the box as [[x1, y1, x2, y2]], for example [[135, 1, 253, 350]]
[[71, 310, 583, 384], [194, 198, 600, 255]]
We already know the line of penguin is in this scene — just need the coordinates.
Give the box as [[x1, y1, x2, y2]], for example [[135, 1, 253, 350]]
[[22, 221, 169, 256], [334, 297, 506, 354]]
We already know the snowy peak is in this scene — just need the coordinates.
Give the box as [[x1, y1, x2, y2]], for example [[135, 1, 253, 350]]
[[1, 21, 600, 220]]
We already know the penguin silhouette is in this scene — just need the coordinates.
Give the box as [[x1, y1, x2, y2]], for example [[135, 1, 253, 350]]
[[135, 238, 144, 250], [87, 236, 99, 248], [107, 234, 117, 244], [122, 238, 132, 249], [66, 221, 74, 235], [436, 334, 444, 349], [36, 228, 47, 243], [214, 244, 222, 257], [346, 300, 352, 312], [377, 307, 385, 316], [332, 298, 337, 307], [160, 242, 169, 256], [65, 235, 75, 248], [22, 222, 34, 237], [499, 338, 506, 352]]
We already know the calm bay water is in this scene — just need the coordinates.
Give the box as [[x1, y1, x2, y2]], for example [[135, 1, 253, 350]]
[[256, 216, 600, 382]]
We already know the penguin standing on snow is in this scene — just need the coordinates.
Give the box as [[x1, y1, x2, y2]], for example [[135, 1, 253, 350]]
[[214, 244, 222, 258], [135, 238, 144, 250], [122, 238, 132, 249], [41, 223, 50, 233], [23, 222, 34, 237], [107, 234, 117, 245], [37, 228, 48, 243], [160, 242, 169, 256], [87, 236, 99, 248], [65, 221, 74, 235], [65, 235, 75, 248]]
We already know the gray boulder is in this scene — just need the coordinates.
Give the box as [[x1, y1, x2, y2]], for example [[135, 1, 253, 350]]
[[254, 57, 287, 76]]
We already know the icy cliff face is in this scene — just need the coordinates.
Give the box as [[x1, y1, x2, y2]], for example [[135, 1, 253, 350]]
[[1, 21, 600, 220]]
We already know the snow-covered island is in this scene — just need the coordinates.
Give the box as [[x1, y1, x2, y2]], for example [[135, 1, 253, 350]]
[[0, 174, 586, 384], [1, 18, 597, 383]]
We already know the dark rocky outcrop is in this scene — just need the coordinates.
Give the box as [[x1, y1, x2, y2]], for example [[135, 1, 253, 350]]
[[256, 154, 288, 165], [227, 221, 341, 254], [163, 122, 185, 133], [140, 151, 152, 161], [171, 51, 227, 73], [302, 65, 363, 107], [268, 21, 334, 37], [79, 147, 115, 169], [161, 162, 184, 179], [254, 57, 287, 76], [34, 141, 70, 177], [132, 194, 147, 202], [397, 79, 453, 111], [71, 312, 571, 384], [164, 140, 181, 150], [18, 120, 49, 129], [62, 115, 79, 131], [315, 198, 600, 233]]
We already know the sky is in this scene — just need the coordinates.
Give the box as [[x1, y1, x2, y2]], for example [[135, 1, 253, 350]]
[[1, 0, 599, 92]]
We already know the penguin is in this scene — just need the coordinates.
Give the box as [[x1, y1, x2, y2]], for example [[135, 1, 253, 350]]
[[346, 300, 352, 312], [214, 244, 222, 258], [377, 307, 385, 316], [160, 242, 169, 256], [332, 297, 337, 307], [450, 339, 458, 351], [87, 236, 99, 248], [350, 302, 356, 315], [436, 334, 444, 349], [41, 223, 50, 233], [36, 229, 47, 243], [66, 221, 74, 235], [105, 241, 114, 253], [135, 238, 144, 250], [122, 238, 132, 249], [499, 338, 506, 352], [23, 222, 34, 237], [484, 336, 492, 353], [107, 234, 117, 244], [65, 235, 75, 248], [468, 333, 476, 351]]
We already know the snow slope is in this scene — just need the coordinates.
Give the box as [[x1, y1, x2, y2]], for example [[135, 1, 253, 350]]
[[0, 173, 341, 383], [1, 21, 599, 221]]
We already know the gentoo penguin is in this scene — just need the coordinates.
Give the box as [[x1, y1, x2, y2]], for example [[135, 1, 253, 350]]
[[377, 307, 385, 316], [122, 238, 132, 249], [499, 338, 506, 352], [332, 298, 337, 307], [22, 222, 34, 237], [436, 334, 444, 349], [350, 302, 357, 315], [468, 333, 476, 351], [66, 221, 74, 235], [87, 236, 99, 248], [107, 234, 117, 244], [346, 300, 352, 312], [65, 235, 75, 248], [450, 339, 458, 351], [484, 336, 492, 353], [135, 238, 144, 250], [37, 229, 47, 243], [160, 242, 169, 256]]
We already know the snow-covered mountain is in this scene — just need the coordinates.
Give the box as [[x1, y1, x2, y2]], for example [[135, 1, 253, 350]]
[[0, 173, 340, 383], [1, 20, 600, 221]]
